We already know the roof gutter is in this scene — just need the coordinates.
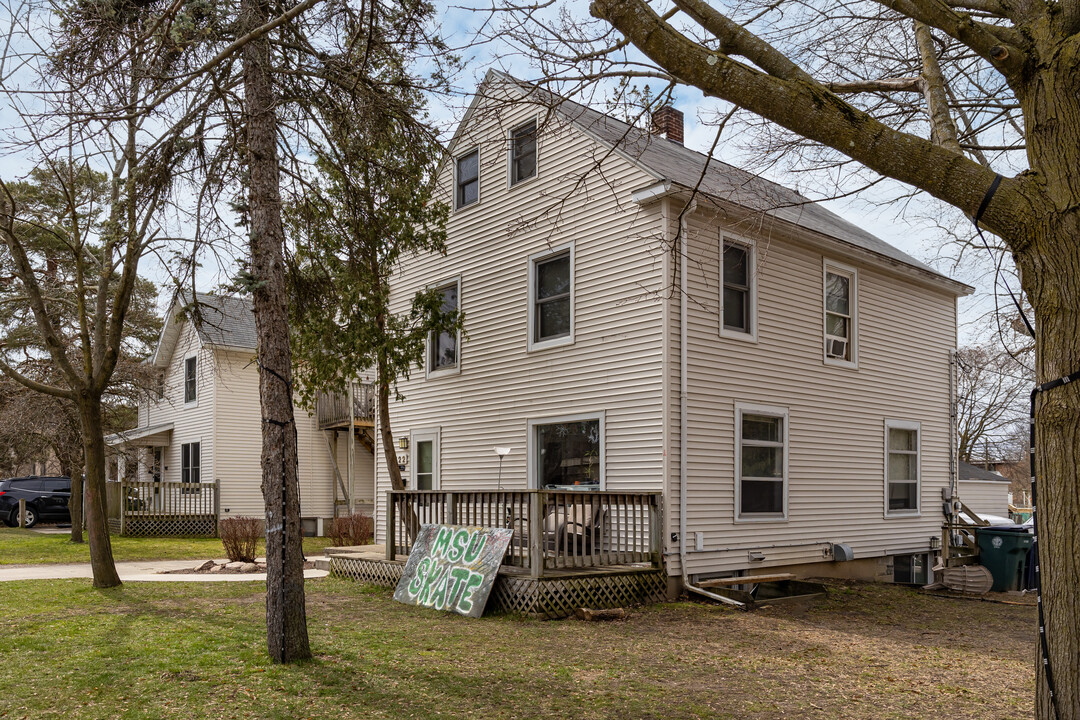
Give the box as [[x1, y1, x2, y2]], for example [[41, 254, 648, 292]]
[[633, 179, 974, 298], [632, 180, 676, 205]]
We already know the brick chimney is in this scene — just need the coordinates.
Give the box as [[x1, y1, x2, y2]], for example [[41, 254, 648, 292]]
[[651, 105, 684, 144]]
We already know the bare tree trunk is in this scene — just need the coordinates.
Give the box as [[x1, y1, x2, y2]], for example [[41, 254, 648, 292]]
[[76, 394, 119, 586], [1024, 218, 1080, 720], [68, 471, 83, 544], [241, 0, 310, 664], [377, 368, 404, 492], [376, 346, 418, 543]]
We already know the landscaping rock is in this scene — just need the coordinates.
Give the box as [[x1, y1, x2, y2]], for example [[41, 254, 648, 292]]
[[240, 563, 258, 573], [209, 564, 224, 573], [194, 560, 216, 573], [225, 561, 244, 570]]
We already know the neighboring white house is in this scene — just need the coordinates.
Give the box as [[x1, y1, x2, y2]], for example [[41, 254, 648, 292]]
[[107, 293, 375, 535], [958, 461, 1012, 518], [372, 71, 974, 587]]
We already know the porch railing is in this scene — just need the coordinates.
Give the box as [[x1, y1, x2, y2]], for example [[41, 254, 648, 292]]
[[316, 382, 376, 429], [106, 479, 219, 535], [385, 489, 663, 578]]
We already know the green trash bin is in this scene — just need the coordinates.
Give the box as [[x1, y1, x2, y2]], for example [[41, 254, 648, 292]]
[[976, 526, 1033, 592]]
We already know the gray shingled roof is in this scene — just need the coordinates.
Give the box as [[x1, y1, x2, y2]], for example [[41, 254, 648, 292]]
[[153, 292, 257, 367], [959, 461, 1011, 483], [184, 292, 257, 350], [493, 71, 966, 289]]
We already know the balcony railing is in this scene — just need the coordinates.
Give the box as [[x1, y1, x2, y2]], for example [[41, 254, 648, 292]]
[[386, 489, 663, 578], [316, 382, 376, 430]]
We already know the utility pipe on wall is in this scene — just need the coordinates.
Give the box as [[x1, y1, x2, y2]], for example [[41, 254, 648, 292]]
[[671, 198, 745, 609]]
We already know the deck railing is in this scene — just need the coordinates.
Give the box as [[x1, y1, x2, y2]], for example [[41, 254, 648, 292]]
[[316, 382, 377, 429], [106, 479, 219, 536], [385, 489, 663, 578]]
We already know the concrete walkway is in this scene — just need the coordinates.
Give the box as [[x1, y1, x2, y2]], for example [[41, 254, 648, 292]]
[[0, 559, 330, 583]]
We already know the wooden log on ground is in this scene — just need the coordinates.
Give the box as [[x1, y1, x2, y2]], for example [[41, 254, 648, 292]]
[[695, 573, 796, 588]]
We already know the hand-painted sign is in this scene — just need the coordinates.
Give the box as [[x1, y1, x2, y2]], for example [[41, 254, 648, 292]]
[[393, 524, 513, 618]]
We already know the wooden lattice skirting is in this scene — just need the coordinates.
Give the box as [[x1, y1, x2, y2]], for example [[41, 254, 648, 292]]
[[108, 514, 218, 537], [330, 556, 667, 620]]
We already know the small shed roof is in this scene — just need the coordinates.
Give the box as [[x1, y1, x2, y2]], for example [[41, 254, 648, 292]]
[[959, 461, 1011, 483]]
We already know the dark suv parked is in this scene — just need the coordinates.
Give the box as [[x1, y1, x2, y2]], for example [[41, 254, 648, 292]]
[[0, 476, 71, 528]]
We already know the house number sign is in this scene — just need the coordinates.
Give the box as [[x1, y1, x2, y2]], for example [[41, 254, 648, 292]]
[[393, 524, 513, 618]]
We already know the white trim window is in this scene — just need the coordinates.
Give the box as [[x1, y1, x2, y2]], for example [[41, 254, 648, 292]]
[[735, 403, 788, 520], [885, 419, 920, 516], [720, 237, 756, 341], [509, 119, 538, 186], [528, 413, 604, 490], [427, 278, 460, 375], [183, 354, 198, 405], [824, 261, 858, 366], [455, 148, 479, 210], [527, 243, 574, 351], [410, 429, 440, 490], [181, 441, 201, 484]]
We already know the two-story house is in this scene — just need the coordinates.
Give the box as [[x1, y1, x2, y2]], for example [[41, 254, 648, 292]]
[[367, 71, 972, 599], [106, 292, 375, 536]]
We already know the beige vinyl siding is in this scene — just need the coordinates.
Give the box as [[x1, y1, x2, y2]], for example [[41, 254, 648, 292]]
[[139, 321, 215, 487], [373, 93, 666, 539], [212, 349, 374, 520], [959, 479, 1011, 518], [667, 200, 959, 576]]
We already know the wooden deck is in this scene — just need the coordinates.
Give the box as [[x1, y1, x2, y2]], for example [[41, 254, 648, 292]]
[[327, 543, 669, 619], [316, 383, 376, 431], [106, 479, 218, 537]]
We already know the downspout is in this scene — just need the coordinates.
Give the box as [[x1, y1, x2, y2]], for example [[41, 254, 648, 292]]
[[673, 199, 745, 608], [948, 349, 958, 503]]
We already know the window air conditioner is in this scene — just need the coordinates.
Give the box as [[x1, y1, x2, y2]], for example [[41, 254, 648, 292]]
[[826, 337, 848, 359]]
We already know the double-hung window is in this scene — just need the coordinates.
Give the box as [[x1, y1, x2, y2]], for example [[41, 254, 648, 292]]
[[528, 244, 573, 350], [184, 355, 197, 404], [885, 420, 920, 515], [181, 442, 201, 485], [428, 280, 460, 374], [510, 120, 537, 185], [721, 238, 755, 339], [736, 404, 788, 519], [824, 262, 857, 365], [455, 149, 479, 209]]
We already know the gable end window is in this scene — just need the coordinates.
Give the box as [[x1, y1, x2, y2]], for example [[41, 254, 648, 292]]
[[824, 262, 857, 365], [885, 420, 920, 515], [429, 280, 460, 373], [455, 149, 479, 209], [510, 121, 537, 186], [528, 245, 574, 350], [721, 238, 755, 339], [184, 356, 197, 404], [736, 404, 788, 520]]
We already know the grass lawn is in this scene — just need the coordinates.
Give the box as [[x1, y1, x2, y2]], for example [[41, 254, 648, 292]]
[[0, 527, 335, 565], [0, 576, 1034, 719]]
